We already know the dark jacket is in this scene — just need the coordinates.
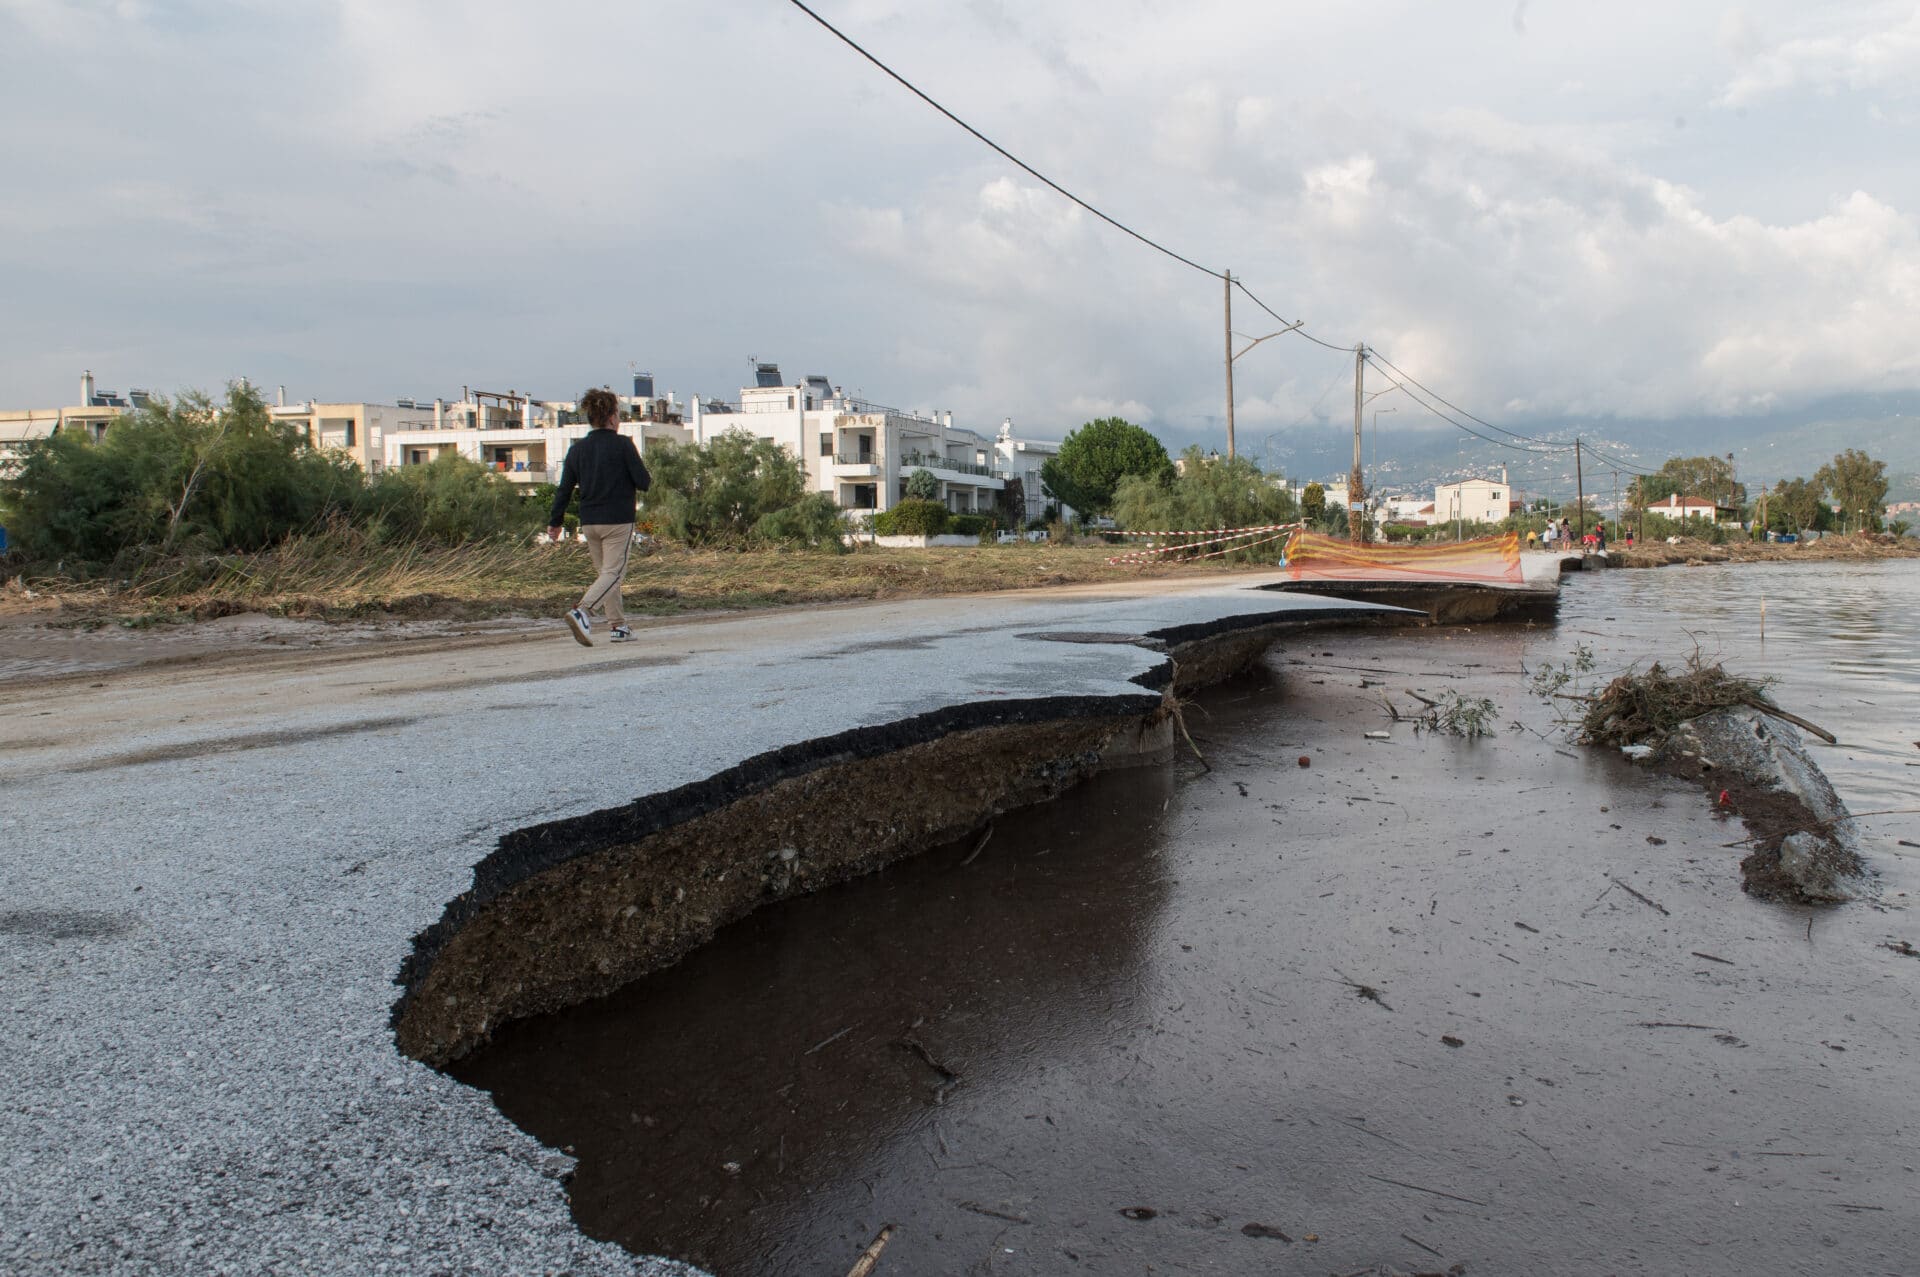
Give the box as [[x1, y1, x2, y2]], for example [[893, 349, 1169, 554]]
[[549, 428, 651, 526]]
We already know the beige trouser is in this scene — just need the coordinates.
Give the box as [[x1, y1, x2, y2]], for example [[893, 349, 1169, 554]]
[[578, 523, 634, 627]]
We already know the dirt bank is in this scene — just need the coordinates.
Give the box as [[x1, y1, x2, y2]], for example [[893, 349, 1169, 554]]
[[393, 608, 1405, 1065], [1608, 532, 1918, 569], [0, 542, 1286, 635], [0, 554, 1301, 684]]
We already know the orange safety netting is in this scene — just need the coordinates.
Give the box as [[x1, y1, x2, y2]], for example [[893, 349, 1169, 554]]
[[1280, 530, 1523, 583]]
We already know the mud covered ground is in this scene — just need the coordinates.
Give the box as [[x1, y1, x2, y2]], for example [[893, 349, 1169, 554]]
[[453, 623, 1920, 1276]]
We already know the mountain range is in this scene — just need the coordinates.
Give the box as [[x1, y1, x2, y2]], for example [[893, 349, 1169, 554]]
[[1237, 392, 1919, 507]]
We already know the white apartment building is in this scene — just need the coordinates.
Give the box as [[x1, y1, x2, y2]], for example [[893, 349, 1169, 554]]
[[281, 379, 691, 485], [991, 419, 1069, 522], [688, 363, 1004, 516], [1432, 469, 1517, 526]]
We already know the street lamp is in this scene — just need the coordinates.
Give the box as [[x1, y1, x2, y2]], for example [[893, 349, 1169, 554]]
[[1223, 319, 1304, 459], [1371, 404, 1397, 473]]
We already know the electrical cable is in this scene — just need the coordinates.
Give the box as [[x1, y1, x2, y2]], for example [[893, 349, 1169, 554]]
[[1364, 349, 1564, 446], [1232, 279, 1358, 352], [1581, 442, 1659, 477], [782, 0, 1224, 280], [1362, 362, 1573, 456], [786, 0, 1680, 477]]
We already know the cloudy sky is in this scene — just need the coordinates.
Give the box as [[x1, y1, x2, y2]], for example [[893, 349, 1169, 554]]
[[4, 0, 1918, 448]]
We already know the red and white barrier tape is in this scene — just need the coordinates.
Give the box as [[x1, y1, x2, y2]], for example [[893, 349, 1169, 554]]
[[1106, 522, 1299, 538], [1107, 523, 1303, 564]]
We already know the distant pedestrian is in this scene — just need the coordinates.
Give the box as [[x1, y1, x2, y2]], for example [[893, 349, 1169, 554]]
[[548, 387, 651, 646], [1526, 528, 1538, 549]]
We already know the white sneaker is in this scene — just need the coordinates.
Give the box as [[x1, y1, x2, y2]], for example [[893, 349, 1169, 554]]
[[609, 625, 635, 643], [565, 608, 593, 647]]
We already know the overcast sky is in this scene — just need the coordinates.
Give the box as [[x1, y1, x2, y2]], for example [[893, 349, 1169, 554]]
[[4, 0, 1918, 447]]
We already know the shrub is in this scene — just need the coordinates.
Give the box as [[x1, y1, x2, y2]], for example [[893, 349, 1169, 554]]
[[0, 383, 365, 565], [643, 430, 810, 548], [363, 453, 538, 545], [904, 468, 941, 501], [1110, 448, 1298, 561], [753, 492, 850, 551], [947, 513, 990, 537], [873, 499, 949, 536]]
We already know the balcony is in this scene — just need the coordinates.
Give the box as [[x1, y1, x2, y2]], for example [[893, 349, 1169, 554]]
[[488, 462, 551, 482], [833, 451, 880, 477], [899, 450, 1000, 480]]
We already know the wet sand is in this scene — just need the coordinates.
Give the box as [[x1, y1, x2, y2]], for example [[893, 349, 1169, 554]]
[[453, 620, 1920, 1275]]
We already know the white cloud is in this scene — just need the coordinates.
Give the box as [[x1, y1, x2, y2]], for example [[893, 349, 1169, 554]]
[[1716, 4, 1920, 107], [5, 0, 1920, 446]]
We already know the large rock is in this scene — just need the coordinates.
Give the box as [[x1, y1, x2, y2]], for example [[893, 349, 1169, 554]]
[[1656, 708, 1868, 902]]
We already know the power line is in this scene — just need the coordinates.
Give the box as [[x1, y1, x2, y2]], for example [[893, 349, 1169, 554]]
[[1364, 348, 1564, 447], [782, 0, 1223, 280], [1361, 362, 1573, 456], [785, 0, 1668, 475], [1232, 280, 1357, 352]]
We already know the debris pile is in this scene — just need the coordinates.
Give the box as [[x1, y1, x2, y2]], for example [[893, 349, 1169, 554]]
[[1575, 657, 1775, 749]]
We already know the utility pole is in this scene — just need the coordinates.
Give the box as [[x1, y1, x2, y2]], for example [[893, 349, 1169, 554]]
[[1575, 437, 1586, 544], [1223, 270, 1235, 460], [1350, 343, 1365, 544], [1611, 470, 1620, 542]]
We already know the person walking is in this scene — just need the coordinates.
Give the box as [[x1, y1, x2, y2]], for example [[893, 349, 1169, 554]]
[[547, 387, 651, 646]]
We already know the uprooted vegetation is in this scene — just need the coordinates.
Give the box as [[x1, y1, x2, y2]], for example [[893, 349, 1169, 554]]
[[1574, 656, 1779, 749]]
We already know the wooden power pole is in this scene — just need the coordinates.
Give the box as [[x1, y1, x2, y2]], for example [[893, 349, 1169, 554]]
[[1350, 344, 1365, 543], [1223, 270, 1235, 460], [1575, 438, 1586, 542]]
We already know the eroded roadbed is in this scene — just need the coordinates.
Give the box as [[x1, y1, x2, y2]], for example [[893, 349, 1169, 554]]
[[456, 628, 1920, 1277]]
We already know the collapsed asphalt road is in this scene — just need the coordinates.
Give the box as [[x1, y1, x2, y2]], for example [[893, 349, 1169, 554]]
[[0, 576, 1403, 1275]]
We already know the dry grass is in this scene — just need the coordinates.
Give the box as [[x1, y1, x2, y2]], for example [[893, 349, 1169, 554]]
[[1609, 532, 1920, 569], [2, 532, 1283, 625]]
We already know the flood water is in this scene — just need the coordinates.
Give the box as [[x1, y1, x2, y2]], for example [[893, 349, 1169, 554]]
[[452, 561, 1920, 1276]]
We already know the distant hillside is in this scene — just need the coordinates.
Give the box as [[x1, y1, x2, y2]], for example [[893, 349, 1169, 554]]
[[1243, 392, 1920, 505]]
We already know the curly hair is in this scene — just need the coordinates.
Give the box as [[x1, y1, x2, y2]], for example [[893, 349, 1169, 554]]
[[579, 387, 620, 428]]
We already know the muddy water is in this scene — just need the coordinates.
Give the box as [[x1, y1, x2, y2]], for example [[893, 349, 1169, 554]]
[[1557, 559, 1920, 814], [453, 564, 1920, 1276]]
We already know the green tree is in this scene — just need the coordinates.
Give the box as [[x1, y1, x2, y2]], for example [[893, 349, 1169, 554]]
[[1815, 448, 1888, 532], [903, 468, 941, 501], [1038, 418, 1171, 517], [1301, 481, 1326, 523], [1629, 455, 1745, 511], [1766, 477, 1830, 534]]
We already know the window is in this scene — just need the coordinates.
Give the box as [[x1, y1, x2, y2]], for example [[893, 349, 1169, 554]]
[[820, 433, 832, 457], [343, 421, 356, 447], [787, 394, 795, 410]]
